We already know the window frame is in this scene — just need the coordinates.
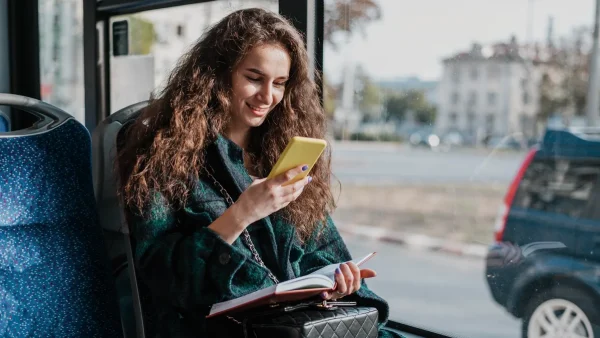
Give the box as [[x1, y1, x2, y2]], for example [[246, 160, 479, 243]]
[[7, 0, 41, 130]]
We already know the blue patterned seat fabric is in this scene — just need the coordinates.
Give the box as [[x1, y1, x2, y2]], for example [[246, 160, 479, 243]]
[[0, 118, 122, 337], [0, 111, 8, 132]]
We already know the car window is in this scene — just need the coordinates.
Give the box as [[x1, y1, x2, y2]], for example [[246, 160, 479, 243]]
[[513, 159, 600, 218]]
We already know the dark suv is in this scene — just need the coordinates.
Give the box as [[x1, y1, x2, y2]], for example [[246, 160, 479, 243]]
[[485, 128, 600, 338]]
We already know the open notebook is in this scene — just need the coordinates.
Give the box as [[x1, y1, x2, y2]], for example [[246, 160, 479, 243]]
[[207, 252, 376, 318]]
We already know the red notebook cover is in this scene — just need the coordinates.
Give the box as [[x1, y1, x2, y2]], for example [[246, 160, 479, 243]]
[[207, 252, 376, 318]]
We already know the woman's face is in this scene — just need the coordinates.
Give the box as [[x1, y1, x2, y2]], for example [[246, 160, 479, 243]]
[[229, 43, 291, 131]]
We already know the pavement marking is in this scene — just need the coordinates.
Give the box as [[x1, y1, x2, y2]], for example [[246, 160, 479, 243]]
[[337, 222, 489, 259]]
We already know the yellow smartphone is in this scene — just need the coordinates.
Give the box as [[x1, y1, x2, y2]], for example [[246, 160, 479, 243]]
[[267, 136, 328, 186]]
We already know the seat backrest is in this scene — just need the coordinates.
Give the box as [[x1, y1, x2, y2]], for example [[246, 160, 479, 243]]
[[92, 101, 150, 338], [0, 109, 9, 132], [0, 94, 122, 336], [92, 100, 148, 237]]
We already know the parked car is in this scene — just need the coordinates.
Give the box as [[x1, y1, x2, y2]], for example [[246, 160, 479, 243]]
[[408, 126, 439, 148], [485, 128, 600, 338]]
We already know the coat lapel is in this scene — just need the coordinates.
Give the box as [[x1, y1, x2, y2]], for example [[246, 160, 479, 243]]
[[208, 135, 296, 280]]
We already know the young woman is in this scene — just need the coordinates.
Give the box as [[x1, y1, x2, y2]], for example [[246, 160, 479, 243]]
[[116, 8, 402, 338]]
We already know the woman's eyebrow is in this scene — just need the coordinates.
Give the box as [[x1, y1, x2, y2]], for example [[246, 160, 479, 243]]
[[246, 68, 265, 76], [246, 68, 289, 80]]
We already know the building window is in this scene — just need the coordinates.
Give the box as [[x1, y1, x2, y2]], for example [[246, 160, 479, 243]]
[[449, 112, 458, 127], [176, 24, 184, 37], [520, 114, 533, 136], [487, 92, 497, 106], [468, 91, 477, 106], [470, 67, 478, 80], [466, 112, 476, 134], [451, 92, 460, 105], [488, 65, 500, 79], [485, 114, 495, 133], [450, 68, 461, 84], [448, 64, 460, 83], [521, 78, 528, 89], [523, 91, 529, 104]]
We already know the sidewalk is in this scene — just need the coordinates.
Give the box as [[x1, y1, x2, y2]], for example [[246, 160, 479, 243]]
[[336, 222, 489, 259]]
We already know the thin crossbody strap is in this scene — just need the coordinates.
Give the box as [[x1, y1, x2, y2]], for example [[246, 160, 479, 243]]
[[203, 166, 279, 284]]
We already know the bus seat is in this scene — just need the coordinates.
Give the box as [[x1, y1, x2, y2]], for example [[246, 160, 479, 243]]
[[92, 101, 149, 338], [92, 101, 148, 258], [0, 94, 122, 337], [0, 109, 8, 132]]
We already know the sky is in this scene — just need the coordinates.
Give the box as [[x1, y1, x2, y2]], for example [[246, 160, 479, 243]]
[[323, 0, 595, 83]]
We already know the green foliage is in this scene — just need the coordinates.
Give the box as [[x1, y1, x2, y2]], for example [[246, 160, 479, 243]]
[[347, 132, 403, 142], [384, 90, 436, 124], [128, 16, 156, 55], [325, 0, 382, 49], [355, 66, 382, 117], [323, 75, 337, 120]]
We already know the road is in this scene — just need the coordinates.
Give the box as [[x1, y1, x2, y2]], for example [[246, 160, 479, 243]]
[[331, 142, 528, 185], [332, 142, 523, 337], [345, 235, 521, 338]]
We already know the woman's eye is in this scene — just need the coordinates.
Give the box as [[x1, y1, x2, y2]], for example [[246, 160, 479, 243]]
[[274, 82, 286, 88], [246, 76, 260, 82]]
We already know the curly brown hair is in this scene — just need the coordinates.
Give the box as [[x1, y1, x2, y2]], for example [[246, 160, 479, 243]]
[[115, 8, 335, 242]]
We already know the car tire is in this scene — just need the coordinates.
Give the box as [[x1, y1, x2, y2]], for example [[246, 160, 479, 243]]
[[522, 285, 600, 338]]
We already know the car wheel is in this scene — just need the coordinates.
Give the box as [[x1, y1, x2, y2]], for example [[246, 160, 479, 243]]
[[522, 286, 600, 338]]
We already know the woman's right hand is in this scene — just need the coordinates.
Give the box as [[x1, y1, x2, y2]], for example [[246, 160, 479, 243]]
[[235, 164, 312, 226]]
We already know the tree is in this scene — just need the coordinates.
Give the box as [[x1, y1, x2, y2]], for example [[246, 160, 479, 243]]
[[322, 0, 382, 121], [323, 75, 338, 120], [359, 82, 382, 113], [538, 72, 564, 122], [384, 94, 409, 122], [538, 26, 591, 124], [355, 65, 382, 119], [384, 90, 437, 124], [415, 105, 437, 125], [561, 27, 589, 117], [325, 0, 382, 49], [129, 16, 156, 55]]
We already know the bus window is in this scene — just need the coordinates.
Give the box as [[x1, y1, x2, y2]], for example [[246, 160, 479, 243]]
[[107, 0, 278, 112], [38, 0, 85, 124]]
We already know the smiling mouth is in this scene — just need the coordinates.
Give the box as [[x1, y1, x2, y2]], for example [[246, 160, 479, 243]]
[[246, 103, 269, 115]]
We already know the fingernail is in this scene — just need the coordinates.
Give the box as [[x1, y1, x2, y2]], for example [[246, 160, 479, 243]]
[[302, 165, 308, 171], [320, 292, 327, 298], [308, 176, 313, 183], [335, 268, 341, 274]]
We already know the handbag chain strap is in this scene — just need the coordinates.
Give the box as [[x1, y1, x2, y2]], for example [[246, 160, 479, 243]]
[[203, 166, 280, 284]]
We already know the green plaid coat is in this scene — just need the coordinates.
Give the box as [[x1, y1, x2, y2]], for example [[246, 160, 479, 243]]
[[128, 135, 404, 337]]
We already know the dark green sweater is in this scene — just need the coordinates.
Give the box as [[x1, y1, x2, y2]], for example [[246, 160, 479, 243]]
[[129, 135, 403, 337]]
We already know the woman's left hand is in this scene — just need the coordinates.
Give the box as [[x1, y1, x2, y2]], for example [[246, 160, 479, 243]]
[[320, 262, 377, 300]]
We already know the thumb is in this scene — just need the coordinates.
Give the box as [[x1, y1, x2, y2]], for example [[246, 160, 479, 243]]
[[360, 269, 377, 279]]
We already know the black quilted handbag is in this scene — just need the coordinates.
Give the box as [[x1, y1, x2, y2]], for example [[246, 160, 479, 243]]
[[235, 300, 379, 338]]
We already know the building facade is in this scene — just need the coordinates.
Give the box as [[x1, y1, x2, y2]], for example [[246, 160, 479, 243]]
[[436, 38, 547, 143]]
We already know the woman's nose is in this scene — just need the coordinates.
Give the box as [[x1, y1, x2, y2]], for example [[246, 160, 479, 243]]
[[256, 85, 273, 105]]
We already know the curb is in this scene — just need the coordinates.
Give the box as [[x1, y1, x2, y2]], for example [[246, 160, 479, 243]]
[[336, 223, 489, 259]]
